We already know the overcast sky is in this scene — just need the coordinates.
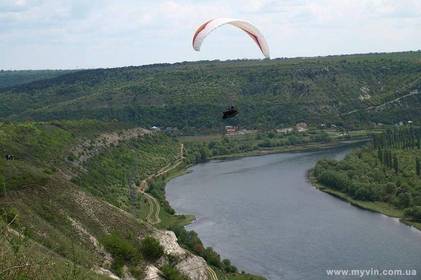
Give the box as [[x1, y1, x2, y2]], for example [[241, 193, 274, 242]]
[[1, 0, 420, 70]]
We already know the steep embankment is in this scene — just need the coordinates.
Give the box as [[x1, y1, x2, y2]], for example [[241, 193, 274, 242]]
[[0, 121, 152, 279], [1, 120, 263, 279], [0, 121, 192, 279], [1, 51, 420, 129]]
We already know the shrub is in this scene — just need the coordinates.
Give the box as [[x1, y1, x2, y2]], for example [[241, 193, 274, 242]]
[[203, 247, 221, 268], [404, 206, 421, 221], [318, 170, 350, 191], [393, 192, 412, 209], [160, 264, 189, 280], [222, 258, 238, 273], [170, 225, 236, 272], [140, 236, 164, 262], [100, 233, 140, 274]]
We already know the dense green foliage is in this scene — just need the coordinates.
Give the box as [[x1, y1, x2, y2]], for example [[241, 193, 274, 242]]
[[0, 70, 74, 88], [101, 233, 142, 275], [183, 128, 365, 163], [314, 126, 421, 222], [1, 52, 420, 131], [139, 236, 164, 262]]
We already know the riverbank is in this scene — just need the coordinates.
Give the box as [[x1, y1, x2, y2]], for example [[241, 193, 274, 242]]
[[308, 171, 421, 231], [210, 138, 370, 160]]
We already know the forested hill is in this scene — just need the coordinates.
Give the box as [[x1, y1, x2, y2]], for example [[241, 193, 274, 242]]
[[1, 51, 420, 131], [0, 70, 75, 88]]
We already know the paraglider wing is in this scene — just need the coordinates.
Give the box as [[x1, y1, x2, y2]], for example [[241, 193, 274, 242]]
[[193, 18, 270, 58]]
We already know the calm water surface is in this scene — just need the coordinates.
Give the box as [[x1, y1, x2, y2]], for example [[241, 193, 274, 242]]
[[166, 146, 421, 279]]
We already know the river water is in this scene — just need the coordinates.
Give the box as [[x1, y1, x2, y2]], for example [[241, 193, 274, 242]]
[[166, 145, 421, 279]]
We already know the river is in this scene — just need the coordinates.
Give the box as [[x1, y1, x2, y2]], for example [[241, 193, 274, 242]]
[[166, 145, 421, 279]]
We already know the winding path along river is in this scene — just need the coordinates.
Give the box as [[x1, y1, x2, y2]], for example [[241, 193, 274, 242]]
[[166, 145, 421, 280]]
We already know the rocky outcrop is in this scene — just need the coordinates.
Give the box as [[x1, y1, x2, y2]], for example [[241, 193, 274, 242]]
[[152, 230, 209, 280], [94, 267, 120, 280], [144, 265, 165, 280], [176, 254, 209, 280], [69, 127, 151, 169]]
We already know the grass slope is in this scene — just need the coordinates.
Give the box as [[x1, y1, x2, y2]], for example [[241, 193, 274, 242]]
[[0, 120, 179, 278]]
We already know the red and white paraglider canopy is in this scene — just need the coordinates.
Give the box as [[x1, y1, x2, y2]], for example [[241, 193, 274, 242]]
[[192, 18, 270, 59]]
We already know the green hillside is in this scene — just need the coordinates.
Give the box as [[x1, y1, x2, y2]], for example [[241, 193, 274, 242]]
[[0, 70, 75, 88], [0, 121, 176, 278], [1, 52, 420, 131], [0, 121, 159, 279], [0, 120, 263, 279]]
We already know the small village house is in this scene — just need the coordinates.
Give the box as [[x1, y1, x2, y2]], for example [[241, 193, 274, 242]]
[[295, 122, 308, 132], [225, 125, 238, 135]]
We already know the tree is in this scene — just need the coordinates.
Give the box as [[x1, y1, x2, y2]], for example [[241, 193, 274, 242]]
[[203, 247, 222, 268], [377, 149, 383, 165], [404, 206, 421, 221], [0, 175, 5, 197], [416, 158, 420, 176], [222, 258, 238, 273], [394, 192, 412, 209], [393, 154, 399, 174], [199, 144, 210, 162], [383, 182, 396, 196]]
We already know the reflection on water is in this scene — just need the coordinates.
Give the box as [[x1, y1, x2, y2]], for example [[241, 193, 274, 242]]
[[166, 145, 421, 280]]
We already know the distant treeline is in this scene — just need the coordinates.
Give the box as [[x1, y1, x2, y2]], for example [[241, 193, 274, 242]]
[[0, 70, 74, 88], [184, 130, 334, 164], [373, 126, 421, 149]]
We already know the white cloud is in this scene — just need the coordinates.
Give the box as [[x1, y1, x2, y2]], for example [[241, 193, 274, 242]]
[[0, 0, 420, 69]]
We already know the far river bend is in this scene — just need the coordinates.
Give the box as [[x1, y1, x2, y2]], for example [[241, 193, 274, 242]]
[[166, 145, 421, 280]]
